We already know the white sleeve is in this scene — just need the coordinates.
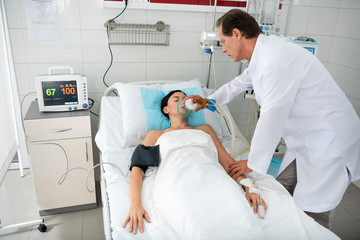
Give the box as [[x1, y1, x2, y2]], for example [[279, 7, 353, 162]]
[[208, 68, 253, 105], [247, 67, 300, 174]]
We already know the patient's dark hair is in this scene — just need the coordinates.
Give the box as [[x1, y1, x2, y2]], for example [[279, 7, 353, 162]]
[[161, 90, 186, 119]]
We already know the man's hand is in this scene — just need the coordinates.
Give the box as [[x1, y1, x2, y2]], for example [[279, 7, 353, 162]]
[[227, 160, 252, 180], [184, 95, 205, 112]]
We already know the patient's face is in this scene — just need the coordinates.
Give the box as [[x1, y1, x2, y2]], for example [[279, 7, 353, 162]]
[[167, 91, 186, 116]]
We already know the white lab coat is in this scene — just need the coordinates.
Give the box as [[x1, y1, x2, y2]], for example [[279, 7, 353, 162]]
[[209, 34, 360, 212]]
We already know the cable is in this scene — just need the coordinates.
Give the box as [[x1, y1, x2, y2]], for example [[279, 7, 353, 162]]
[[91, 111, 99, 118], [103, 1, 128, 90], [59, 162, 125, 193], [88, 98, 99, 117], [20, 92, 37, 142]]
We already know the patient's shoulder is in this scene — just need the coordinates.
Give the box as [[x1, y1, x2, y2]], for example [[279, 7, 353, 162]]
[[143, 129, 163, 146], [195, 124, 215, 134]]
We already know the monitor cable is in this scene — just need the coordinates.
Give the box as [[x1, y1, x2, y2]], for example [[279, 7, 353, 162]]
[[103, 0, 129, 92]]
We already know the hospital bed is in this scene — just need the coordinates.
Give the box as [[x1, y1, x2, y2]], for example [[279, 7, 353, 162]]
[[95, 79, 339, 240]]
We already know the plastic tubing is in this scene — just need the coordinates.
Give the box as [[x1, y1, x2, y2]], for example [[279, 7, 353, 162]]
[[208, 100, 250, 158], [58, 162, 125, 193]]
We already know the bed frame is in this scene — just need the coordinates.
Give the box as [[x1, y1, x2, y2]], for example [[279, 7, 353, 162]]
[[98, 81, 250, 240]]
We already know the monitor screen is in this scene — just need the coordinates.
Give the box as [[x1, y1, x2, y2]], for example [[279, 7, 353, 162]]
[[42, 80, 79, 106]]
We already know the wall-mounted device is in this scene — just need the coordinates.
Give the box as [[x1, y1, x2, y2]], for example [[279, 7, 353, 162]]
[[288, 36, 318, 56], [200, 31, 221, 54], [35, 66, 88, 112]]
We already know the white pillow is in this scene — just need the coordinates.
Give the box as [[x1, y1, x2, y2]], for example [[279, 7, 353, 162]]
[[113, 79, 223, 147]]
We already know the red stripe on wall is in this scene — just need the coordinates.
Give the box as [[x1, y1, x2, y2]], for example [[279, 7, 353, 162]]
[[103, 0, 282, 9], [151, 0, 247, 7], [104, 0, 247, 7]]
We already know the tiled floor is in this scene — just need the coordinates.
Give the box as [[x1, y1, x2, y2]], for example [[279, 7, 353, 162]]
[[1, 168, 360, 240], [0, 169, 105, 240]]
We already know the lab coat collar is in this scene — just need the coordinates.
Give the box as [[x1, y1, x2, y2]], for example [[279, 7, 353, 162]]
[[247, 34, 266, 72]]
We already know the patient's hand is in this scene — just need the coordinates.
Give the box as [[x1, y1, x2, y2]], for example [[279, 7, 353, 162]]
[[245, 190, 267, 214], [123, 203, 151, 234]]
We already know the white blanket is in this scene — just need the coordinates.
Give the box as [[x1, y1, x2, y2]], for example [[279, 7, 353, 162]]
[[140, 129, 338, 240]]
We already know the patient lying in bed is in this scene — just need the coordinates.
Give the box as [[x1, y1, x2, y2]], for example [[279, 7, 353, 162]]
[[122, 90, 339, 240]]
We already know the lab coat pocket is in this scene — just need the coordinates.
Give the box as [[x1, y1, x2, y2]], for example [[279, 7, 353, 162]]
[[303, 121, 343, 162]]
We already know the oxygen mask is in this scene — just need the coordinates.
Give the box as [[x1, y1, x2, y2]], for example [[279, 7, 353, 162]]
[[176, 97, 217, 117], [176, 98, 197, 117]]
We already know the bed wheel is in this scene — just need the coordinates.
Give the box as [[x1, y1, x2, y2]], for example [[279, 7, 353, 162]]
[[38, 223, 47, 232]]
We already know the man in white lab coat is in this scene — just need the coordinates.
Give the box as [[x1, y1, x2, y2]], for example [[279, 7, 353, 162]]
[[189, 9, 360, 228]]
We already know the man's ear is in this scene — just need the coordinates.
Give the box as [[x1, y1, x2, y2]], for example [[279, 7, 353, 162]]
[[233, 28, 242, 40]]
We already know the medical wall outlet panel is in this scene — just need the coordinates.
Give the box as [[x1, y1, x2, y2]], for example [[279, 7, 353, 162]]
[[24, 101, 97, 216], [259, 23, 276, 35], [35, 66, 88, 112], [258, 0, 280, 35]]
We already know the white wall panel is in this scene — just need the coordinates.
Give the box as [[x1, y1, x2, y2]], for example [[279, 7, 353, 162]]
[[8, 29, 27, 63], [147, 62, 203, 81], [347, 96, 360, 117], [288, 6, 311, 35], [4, 0, 26, 28], [84, 62, 147, 88], [307, 7, 339, 35], [335, 8, 360, 39], [312, 0, 342, 8], [327, 63, 360, 101], [341, 0, 360, 9], [293, 0, 313, 6], [147, 32, 203, 63], [79, 0, 147, 30], [56, 0, 81, 29], [313, 35, 332, 62], [81, 30, 147, 63], [9, 29, 83, 64], [329, 37, 360, 71], [146, 10, 207, 32]]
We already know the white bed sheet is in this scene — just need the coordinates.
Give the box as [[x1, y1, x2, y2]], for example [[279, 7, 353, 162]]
[[95, 96, 339, 240]]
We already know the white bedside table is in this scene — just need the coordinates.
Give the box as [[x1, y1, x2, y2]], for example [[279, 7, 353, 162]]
[[24, 101, 97, 216]]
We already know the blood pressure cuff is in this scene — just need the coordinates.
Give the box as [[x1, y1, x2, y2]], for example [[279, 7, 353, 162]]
[[129, 144, 160, 173]]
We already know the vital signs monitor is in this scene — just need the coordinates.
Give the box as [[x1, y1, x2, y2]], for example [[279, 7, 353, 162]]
[[35, 66, 88, 112]]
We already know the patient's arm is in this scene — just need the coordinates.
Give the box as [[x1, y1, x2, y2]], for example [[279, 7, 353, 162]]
[[123, 130, 162, 234], [123, 167, 150, 234], [197, 124, 266, 213], [196, 124, 235, 171]]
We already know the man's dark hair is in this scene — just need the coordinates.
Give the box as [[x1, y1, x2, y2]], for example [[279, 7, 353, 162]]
[[216, 9, 262, 38], [161, 90, 185, 119]]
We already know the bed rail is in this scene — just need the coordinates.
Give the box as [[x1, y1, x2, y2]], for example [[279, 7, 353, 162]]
[[100, 160, 112, 240]]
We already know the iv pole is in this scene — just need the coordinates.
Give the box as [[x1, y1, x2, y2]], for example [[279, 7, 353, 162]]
[[205, 0, 218, 89]]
